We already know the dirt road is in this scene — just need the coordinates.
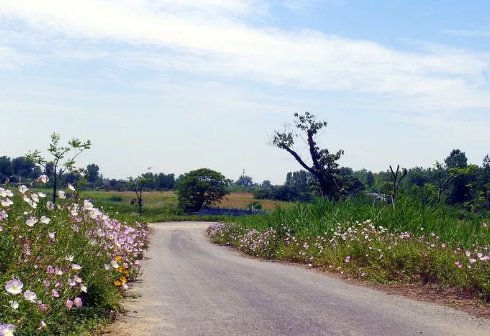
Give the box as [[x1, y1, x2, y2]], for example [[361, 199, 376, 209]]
[[104, 222, 490, 336]]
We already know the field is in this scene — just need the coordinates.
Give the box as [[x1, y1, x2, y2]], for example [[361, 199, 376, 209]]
[[80, 191, 288, 222]]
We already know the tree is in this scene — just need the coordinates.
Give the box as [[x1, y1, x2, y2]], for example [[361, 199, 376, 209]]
[[12, 156, 36, 178], [235, 175, 254, 187], [261, 180, 272, 187], [176, 168, 231, 211], [26, 133, 91, 203], [272, 112, 344, 198], [0, 156, 12, 182], [86, 164, 100, 183], [366, 171, 375, 188], [444, 149, 471, 205], [127, 168, 156, 216]]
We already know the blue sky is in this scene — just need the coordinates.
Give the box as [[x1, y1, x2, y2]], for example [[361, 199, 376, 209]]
[[1, 0, 489, 184]]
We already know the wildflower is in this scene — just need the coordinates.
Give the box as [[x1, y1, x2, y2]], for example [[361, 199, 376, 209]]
[[465, 251, 471, 257], [483, 222, 488, 228], [38, 175, 49, 183], [0, 324, 15, 336], [24, 290, 37, 303], [51, 289, 59, 298], [39, 321, 47, 330], [80, 284, 87, 293], [31, 193, 39, 203], [46, 201, 55, 210], [25, 217, 38, 227], [38, 192, 46, 198], [83, 200, 94, 210], [40, 216, 50, 225], [74, 297, 83, 307], [65, 299, 74, 309], [48, 232, 55, 239], [469, 258, 477, 263], [9, 301, 19, 309], [345, 256, 351, 263], [1, 198, 13, 207], [5, 279, 23, 295], [58, 191, 66, 199], [18, 185, 28, 194], [111, 260, 119, 269], [71, 264, 82, 271]]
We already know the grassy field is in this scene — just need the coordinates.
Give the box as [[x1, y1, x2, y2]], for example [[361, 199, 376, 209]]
[[79, 191, 288, 223]]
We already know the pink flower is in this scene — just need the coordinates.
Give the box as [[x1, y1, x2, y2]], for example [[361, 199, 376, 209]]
[[65, 299, 74, 308], [74, 297, 83, 307], [51, 289, 59, 298]]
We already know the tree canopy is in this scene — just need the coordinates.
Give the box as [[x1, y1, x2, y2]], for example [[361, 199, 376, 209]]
[[176, 168, 230, 211]]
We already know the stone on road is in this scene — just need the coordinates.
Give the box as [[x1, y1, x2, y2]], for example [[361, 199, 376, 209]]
[[110, 222, 490, 336]]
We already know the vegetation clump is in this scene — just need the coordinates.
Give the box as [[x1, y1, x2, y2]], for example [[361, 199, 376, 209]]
[[0, 176, 148, 335]]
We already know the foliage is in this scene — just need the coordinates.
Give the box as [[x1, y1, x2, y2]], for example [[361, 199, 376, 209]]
[[272, 112, 345, 198], [209, 198, 490, 302], [26, 133, 91, 203], [0, 178, 148, 335], [176, 168, 231, 212], [126, 169, 156, 215]]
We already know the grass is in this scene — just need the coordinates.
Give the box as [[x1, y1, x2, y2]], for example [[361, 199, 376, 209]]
[[208, 195, 490, 303], [80, 191, 289, 223]]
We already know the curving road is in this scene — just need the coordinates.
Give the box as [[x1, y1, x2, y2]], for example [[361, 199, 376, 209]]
[[111, 222, 490, 336]]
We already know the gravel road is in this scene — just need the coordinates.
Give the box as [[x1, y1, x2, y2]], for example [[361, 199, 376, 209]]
[[110, 222, 490, 336]]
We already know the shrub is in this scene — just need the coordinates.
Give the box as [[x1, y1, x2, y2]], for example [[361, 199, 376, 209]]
[[109, 195, 123, 202]]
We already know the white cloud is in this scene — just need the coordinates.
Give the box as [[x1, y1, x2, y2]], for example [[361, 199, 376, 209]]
[[0, 0, 489, 123]]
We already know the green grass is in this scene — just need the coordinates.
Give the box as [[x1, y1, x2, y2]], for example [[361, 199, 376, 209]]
[[209, 196, 490, 303]]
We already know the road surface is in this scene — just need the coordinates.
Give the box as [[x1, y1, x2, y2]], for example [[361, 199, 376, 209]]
[[109, 222, 490, 336]]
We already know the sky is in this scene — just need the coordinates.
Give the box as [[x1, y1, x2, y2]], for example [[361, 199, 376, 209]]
[[0, 0, 489, 184]]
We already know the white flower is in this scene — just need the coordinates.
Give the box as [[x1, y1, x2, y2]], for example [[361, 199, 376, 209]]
[[31, 194, 39, 203], [58, 191, 66, 199], [80, 284, 88, 293], [24, 290, 37, 303], [25, 217, 38, 227], [40, 216, 50, 224], [67, 183, 75, 191], [83, 200, 94, 210], [38, 175, 49, 183], [38, 192, 46, 198], [18, 185, 28, 194], [110, 260, 119, 269], [46, 201, 55, 210], [9, 300, 19, 309], [1, 198, 13, 207], [48, 232, 55, 239]]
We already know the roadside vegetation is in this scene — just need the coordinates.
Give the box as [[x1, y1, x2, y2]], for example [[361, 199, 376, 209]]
[[208, 197, 490, 302], [0, 177, 148, 335], [208, 112, 490, 304]]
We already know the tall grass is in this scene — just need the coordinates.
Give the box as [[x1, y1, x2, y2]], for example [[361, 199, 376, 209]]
[[234, 196, 490, 248]]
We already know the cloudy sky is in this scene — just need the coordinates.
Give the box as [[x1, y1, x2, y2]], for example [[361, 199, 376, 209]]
[[1, 0, 489, 184]]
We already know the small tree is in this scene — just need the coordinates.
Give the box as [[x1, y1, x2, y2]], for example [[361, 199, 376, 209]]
[[272, 112, 344, 198], [176, 168, 230, 212], [26, 133, 91, 203], [127, 168, 156, 216]]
